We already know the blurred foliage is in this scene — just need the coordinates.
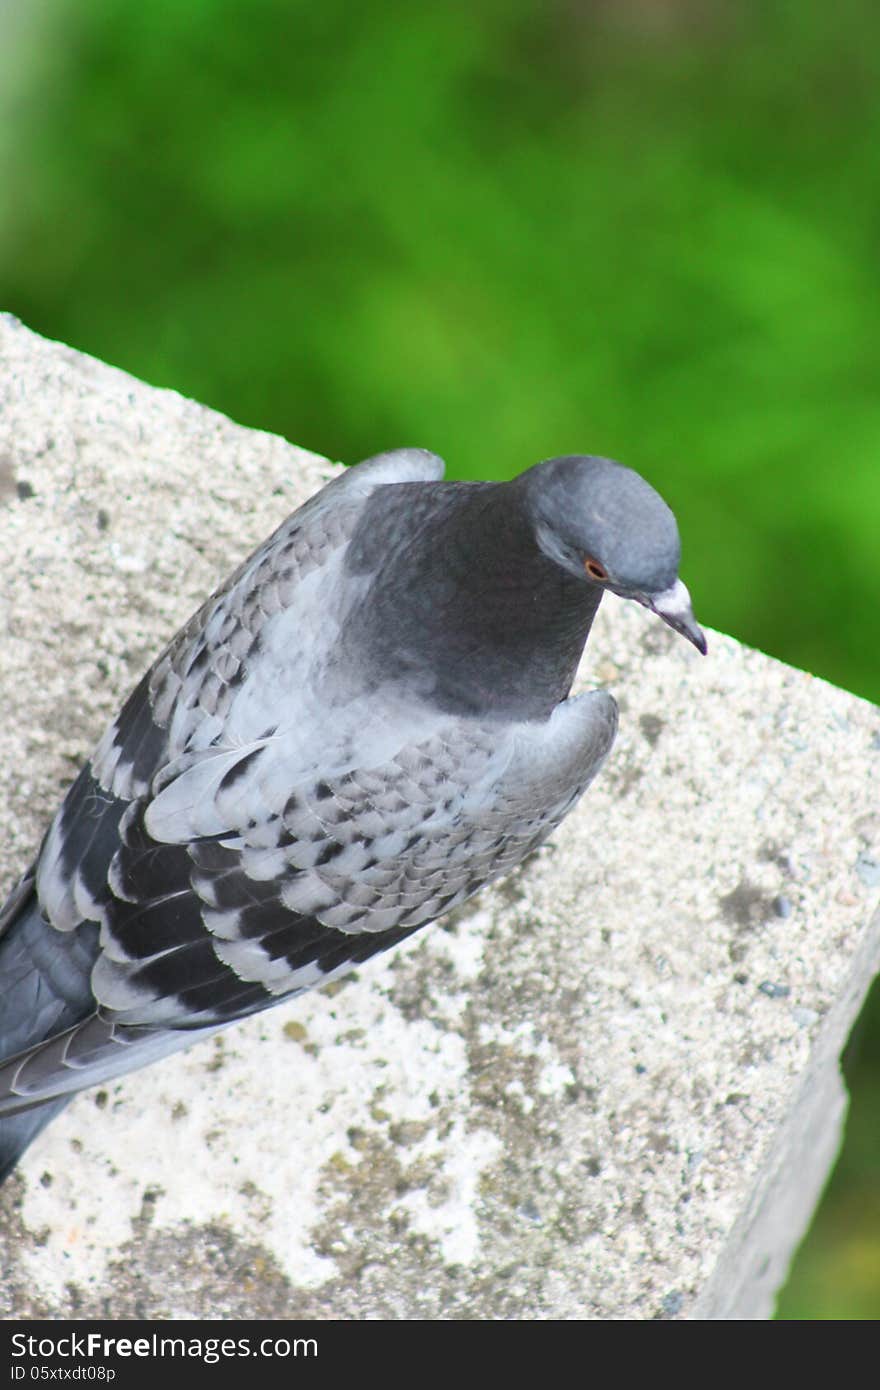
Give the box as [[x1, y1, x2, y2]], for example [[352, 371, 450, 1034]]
[[0, 0, 877, 1317]]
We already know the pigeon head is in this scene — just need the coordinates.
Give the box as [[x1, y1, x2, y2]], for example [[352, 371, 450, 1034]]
[[520, 455, 706, 654]]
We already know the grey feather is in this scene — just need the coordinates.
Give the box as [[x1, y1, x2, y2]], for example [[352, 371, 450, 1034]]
[[0, 447, 702, 1178]]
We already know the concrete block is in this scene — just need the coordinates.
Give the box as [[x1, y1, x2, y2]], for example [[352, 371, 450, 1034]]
[[0, 316, 877, 1318]]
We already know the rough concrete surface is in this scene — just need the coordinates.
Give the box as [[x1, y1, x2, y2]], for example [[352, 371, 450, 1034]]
[[0, 315, 878, 1320]]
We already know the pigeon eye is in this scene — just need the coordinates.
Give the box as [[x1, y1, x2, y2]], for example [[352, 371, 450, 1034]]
[[584, 558, 608, 582]]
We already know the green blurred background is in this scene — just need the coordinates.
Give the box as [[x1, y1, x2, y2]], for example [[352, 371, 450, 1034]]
[[1, 0, 877, 1317]]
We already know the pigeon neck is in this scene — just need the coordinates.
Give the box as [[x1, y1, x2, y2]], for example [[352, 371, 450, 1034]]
[[346, 481, 603, 721]]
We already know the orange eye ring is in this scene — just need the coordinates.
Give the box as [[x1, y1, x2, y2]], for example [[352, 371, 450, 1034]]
[[584, 558, 608, 581]]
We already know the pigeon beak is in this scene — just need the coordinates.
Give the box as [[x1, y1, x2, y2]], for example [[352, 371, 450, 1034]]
[[648, 578, 707, 654]]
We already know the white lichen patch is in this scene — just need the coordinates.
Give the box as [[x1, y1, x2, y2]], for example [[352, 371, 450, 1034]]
[[393, 1123, 502, 1266], [429, 907, 493, 983]]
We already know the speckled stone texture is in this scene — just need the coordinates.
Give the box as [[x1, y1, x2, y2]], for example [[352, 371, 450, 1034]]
[[0, 315, 878, 1321]]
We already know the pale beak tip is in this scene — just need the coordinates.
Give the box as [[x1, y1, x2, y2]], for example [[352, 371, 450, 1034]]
[[650, 579, 707, 656]]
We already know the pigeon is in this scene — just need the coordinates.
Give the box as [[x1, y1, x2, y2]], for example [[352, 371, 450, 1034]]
[[0, 449, 704, 1182]]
